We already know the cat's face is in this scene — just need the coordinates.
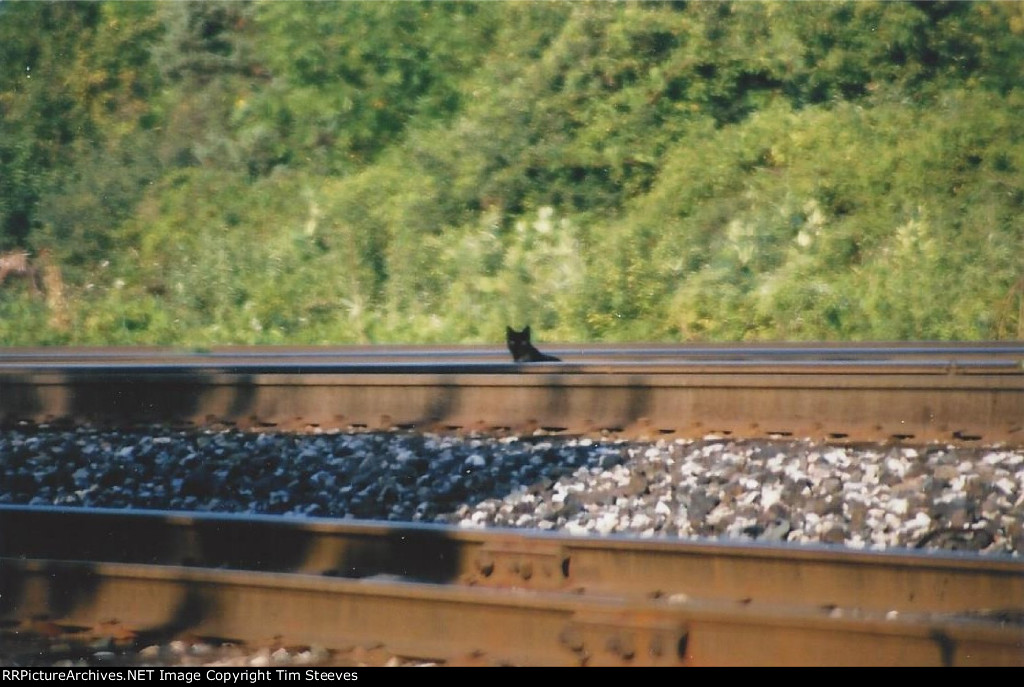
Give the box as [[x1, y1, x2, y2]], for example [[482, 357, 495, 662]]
[[505, 325, 532, 354], [506, 326, 531, 347]]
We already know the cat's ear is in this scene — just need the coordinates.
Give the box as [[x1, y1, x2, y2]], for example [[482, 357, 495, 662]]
[[506, 326, 514, 335], [523, 325, 531, 337]]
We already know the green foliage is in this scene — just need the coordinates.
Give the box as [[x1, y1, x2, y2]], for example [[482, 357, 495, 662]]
[[232, 1, 505, 175], [0, 2, 101, 247], [0, 0, 164, 264], [618, 91, 1024, 341], [0, 1, 1021, 345]]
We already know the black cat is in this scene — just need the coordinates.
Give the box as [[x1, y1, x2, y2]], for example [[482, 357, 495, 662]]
[[506, 325, 561, 362]]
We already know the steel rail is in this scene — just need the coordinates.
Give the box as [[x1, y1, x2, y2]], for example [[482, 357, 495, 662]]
[[0, 344, 1020, 379], [3, 556, 1022, 666], [1, 342, 1022, 359], [2, 362, 1021, 443], [2, 506, 1021, 618], [0, 343, 1020, 379], [0, 362, 1021, 377]]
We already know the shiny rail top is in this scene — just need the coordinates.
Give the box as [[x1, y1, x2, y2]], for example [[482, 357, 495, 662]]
[[0, 342, 1021, 374]]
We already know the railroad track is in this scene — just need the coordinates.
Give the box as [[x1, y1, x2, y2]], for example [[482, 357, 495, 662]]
[[1, 343, 1022, 443], [2, 505, 1022, 666], [1, 344, 1022, 666]]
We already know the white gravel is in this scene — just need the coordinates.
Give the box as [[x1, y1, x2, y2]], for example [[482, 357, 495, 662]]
[[0, 425, 1020, 555]]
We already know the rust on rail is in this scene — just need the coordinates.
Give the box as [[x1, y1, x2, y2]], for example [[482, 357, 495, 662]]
[[3, 506, 1022, 617], [1, 351, 1022, 444], [3, 557, 1022, 666]]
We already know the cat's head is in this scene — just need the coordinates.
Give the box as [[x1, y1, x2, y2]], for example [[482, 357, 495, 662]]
[[506, 325, 531, 345]]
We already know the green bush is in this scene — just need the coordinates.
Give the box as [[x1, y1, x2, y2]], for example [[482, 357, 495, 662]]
[[0, 1, 1020, 345]]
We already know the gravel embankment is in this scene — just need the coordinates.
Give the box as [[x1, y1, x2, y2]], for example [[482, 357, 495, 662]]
[[1, 425, 1021, 555]]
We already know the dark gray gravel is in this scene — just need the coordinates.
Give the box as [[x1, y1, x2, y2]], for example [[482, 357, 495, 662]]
[[0, 425, 1020, 555], [0, 426, 623, 522]]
